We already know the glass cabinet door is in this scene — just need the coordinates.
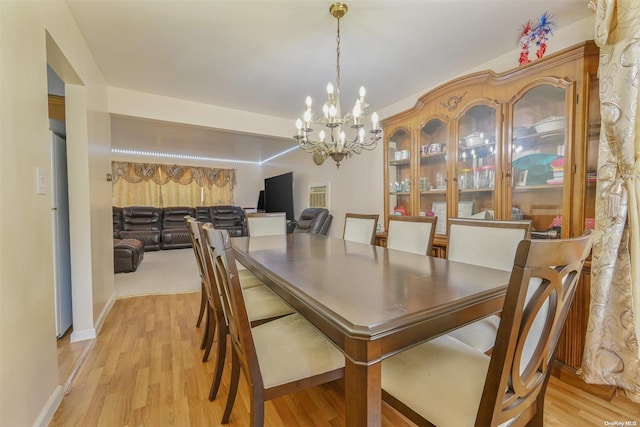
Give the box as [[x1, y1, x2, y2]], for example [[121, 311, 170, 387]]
[[510, 83, 569, 236], [585, 78, 600, 233], [419, 118, 448, 234], [456, 104, 498, 221], [387, 128, 413, 218]]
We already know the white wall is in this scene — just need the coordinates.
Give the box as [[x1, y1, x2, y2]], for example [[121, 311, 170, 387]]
[[0, 1, 112, 425], [378, 16, 596, 119]]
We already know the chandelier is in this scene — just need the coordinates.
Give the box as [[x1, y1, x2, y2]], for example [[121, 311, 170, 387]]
[[294, 2, 381, 167]]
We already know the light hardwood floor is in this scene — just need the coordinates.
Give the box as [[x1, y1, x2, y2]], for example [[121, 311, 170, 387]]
[[52, 292, 640, 426]]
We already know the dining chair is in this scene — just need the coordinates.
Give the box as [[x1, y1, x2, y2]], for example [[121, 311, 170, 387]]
[[382, 231, 593, 426], [189, 219, 294, 371], [184, 215, 207, 331], [445, 217, 532, 353], [199, 222, 296, 403], [343, 212, 379, 245], [205, 227, 345, 426], [246, 212, 287, 236], [386, 216, 437, 255]]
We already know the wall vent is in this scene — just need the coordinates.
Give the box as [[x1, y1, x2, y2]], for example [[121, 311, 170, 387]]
[[309, 183, 329, 209]]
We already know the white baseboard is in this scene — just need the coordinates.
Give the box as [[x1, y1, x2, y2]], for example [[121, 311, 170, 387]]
[[70, 327, 95, 343], [70, 292, 115, 343], [95, 292, 116, 336], [33, 385, 64, 427]]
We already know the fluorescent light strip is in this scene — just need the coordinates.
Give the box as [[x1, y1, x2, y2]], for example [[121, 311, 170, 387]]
[[112, 146, 301, 166], [111, 148, 262, 165], [259, 145, 300, 165]]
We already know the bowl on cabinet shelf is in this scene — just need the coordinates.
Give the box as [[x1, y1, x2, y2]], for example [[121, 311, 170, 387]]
[[532, 116, 565, 133], [462, 132, 486, 146]]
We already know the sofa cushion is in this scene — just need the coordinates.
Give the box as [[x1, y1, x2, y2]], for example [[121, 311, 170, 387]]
[[195, 206, 211, 223], [162, 206, 195, 229], [114, 238, 144, 273], [119, 230, 161, 251], [161, 228, 192, 249], [113, 206, 123, 238], [122, 206, 162, 231], [209, 205, 247, 236]]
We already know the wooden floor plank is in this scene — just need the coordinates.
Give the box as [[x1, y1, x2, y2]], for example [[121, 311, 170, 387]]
[[52, 292, 640, 426]]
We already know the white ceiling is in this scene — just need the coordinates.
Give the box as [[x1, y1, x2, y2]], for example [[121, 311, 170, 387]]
[[65, 0, 594, 163]]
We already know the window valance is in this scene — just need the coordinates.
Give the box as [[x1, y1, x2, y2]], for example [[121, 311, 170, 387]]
[[111, 161, 236, 189]]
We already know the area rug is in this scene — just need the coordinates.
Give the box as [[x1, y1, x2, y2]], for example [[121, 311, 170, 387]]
[[114, 248, 200, 298]]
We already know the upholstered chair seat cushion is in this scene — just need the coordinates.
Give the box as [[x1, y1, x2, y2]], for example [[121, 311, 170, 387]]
[[447, 315, 501, 353], [382, 335, 491, 426], [244, 285, 295, 322], [237, 268, 268, 289], [252, 313, 344, 389]]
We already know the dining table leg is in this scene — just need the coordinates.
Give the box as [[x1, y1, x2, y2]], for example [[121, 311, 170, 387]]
[[345, 358, 382, 427]]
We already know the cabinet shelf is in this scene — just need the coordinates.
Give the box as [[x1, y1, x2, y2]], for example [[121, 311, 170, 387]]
[[459, 141, 496, 151], [420, 152, 447, 161], [513, 128, 564, 143], [389, 159, 411, 166], [459, 187, 494, 194], [421, 189, 446, 195], [513, 184, 564, 192], [389, 191, 411, 196]]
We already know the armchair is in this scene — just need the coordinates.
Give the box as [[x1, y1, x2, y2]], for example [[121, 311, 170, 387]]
[[293, 208, 332, 235]]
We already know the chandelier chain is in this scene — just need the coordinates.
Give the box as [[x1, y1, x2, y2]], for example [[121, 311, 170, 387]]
[[336, 17, 341, 95]]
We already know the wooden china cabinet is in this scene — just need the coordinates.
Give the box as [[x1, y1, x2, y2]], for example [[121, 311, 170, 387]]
[[382, 41, 603, 393]]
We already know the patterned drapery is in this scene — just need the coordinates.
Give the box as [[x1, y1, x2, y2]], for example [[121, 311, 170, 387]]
[[111, 161, 235, 208], [581, 0, 640, 403], [111, 161, 236, 189]]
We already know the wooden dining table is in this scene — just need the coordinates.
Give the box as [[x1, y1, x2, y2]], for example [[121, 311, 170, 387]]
[[232, 233, 511, 427]]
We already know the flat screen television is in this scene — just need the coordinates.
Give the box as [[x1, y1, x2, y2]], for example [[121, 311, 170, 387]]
[[256, 190, 265, 212], [264, 172, 294, 221]]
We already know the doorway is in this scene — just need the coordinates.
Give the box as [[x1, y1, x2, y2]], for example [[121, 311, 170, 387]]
[[48, 66, 72, 338]]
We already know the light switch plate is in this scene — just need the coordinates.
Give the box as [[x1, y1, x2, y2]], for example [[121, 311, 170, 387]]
[[36, 167, 46, 195]]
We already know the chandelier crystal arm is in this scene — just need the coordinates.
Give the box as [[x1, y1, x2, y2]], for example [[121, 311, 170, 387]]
[[292, 2, 381, 168]]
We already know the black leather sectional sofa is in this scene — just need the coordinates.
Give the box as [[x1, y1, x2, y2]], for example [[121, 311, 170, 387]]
[[112, 205, 248, 251]]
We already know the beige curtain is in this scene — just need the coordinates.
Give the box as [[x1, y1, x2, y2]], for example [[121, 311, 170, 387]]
[[581, 0, 640, 403], [111, 161, 236, 208]]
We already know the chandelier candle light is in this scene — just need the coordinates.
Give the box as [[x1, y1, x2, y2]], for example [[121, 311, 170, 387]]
[[294, 2, 382, 167]]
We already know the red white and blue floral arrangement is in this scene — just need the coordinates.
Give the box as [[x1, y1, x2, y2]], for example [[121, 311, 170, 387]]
[[518, 12, 555, 66]]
